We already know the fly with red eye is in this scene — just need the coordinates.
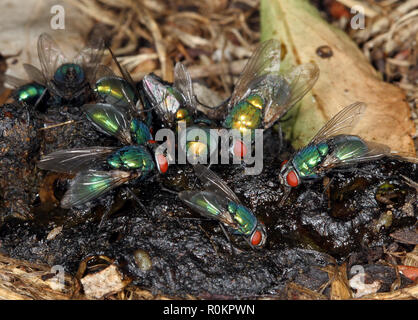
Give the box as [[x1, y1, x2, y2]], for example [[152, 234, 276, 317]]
[[277, 103, 418, 204], [178, 164, 267, 250], [37, 49, 167, 223]]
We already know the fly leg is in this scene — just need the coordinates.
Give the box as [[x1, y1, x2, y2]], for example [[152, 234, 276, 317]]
[[196, 96, 229, 120], [276, 124, 283, 154], [192, 162, 214, 189], [219, 223, 236, 256], [124, 187, 149, 215], [322, 176, 335, 195], [159, 185, 179, 195], [33, 88, 49, 111], [279, 186, 291, 205], [98, 196, 115, 229]]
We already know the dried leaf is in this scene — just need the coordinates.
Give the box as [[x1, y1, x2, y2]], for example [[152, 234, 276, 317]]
[[322, 264, 352, 300], [398, 265, 418, 282], [286, 282, 328, 300], [261, 0, 415, 153], [390, 229, 418, 245]]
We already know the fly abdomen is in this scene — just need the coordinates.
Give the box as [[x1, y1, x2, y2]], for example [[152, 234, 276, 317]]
[[107, 146, 155, 172], [223, 94, 263, 135], [327, 135, 368, 161], [15, 83, 46, 105], [95, 76, 137, 108]]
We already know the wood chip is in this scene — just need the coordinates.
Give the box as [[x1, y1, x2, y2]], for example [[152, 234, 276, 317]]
[[80, 264, 129, 299]]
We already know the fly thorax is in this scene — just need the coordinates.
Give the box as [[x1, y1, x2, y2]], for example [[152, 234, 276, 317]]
[[130, 118, 152, 145], [228, 202, 256, 236], [107, 146, 154, 172], [293, 143, 329, 179]]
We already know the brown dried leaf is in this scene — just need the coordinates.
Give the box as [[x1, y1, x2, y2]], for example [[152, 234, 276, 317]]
[[390, 229, 418, 245], [322, 264, 352, 300]]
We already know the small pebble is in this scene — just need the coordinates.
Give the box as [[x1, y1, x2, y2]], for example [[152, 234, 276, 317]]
[[134, 249, 152, 271]]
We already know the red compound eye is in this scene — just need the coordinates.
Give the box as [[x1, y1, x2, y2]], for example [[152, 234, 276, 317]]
[[281, 159, 288, 168], [156, 154, 168, 173], [286, 170, 299, 187], [233, 140, 247, 158], [251, 230, 262, 246]]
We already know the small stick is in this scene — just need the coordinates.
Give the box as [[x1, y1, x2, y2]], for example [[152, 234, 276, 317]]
[[39, 120, 80, 131]]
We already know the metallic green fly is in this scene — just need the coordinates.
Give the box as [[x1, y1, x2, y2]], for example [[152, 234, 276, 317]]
[[141, 62, 199, 129], [142, 62, 219, 163], [37, 53, 163, 211], [179, 164, 267, 248], [206, 39, 319, 157], [278, 102, 418, 200], [0, 66, 47, 108], [33, 32, 107, 107]]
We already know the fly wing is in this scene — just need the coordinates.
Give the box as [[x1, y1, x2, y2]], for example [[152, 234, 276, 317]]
[[106, 46, 147, 118], [74, 29, 105, 85], [83, 103, 132, 145], [142, 74, 180, 125], [61, 170, 132, 209], [94, 64, 115, 80], [37, 33, 67, 81], [228, 39, 282, 109], [1, 74, 27, 88], [173, 62, 197, 111], [193, 164, 241, 204], [263, 62, 319, 128], [178, 190, 238, 228], [310, 102, 367, 145], [38, 147, 117, 174], [23, 64, 47, 85]]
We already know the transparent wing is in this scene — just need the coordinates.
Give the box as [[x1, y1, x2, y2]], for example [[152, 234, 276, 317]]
[[310, 102, 367, 145], [263, 62, 320, 128], [321, 139, 387, 171], [74, 30, 105, 85], [23, 64, 46, 85], [107, 46, 144, 116], [37, 147, 117, 174], [193, 164, 241, 203], [173, 62, 197, 111], [37, 33, 67, 81], [94, 64, 115, 80], [228, 39, 282, 109], [61, 170, 132, 209], [83, 103, 132, 145], [1, 74, 27, 88], [179, 190, 238, 228], [142, 74, 180, 125]]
